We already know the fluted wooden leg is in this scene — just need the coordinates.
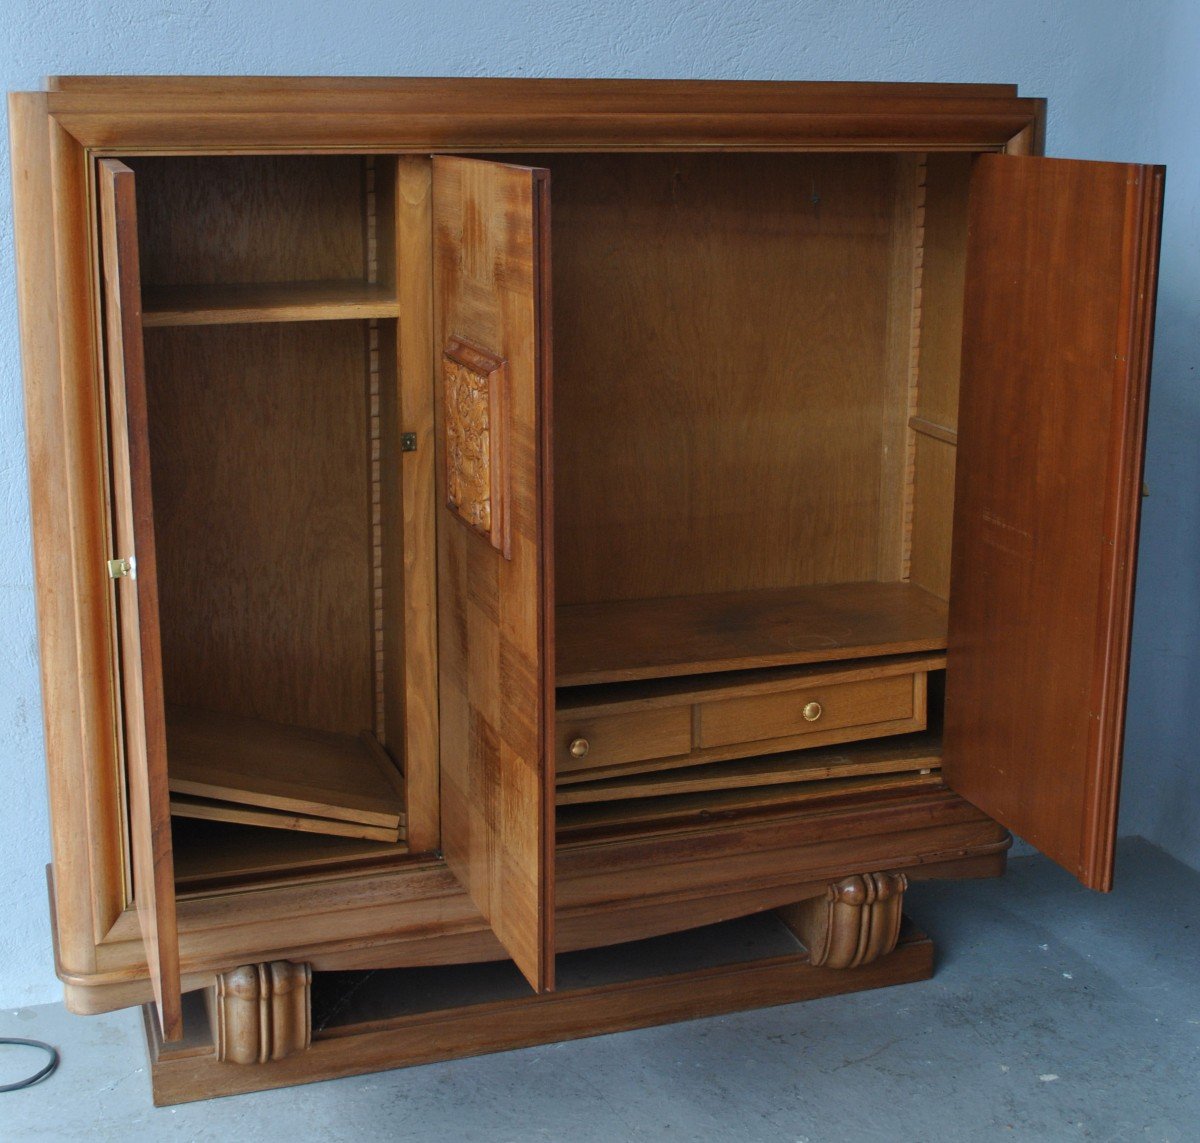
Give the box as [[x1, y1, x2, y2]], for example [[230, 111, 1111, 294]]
[[778, 872, 908, 969], [206, 961, 312, 1065]]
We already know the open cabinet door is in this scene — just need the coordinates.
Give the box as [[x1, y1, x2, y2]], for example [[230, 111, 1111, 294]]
[[433, 157, 555, 989], [944, 155, 1163, 891], [97, 160, 182, 1038]]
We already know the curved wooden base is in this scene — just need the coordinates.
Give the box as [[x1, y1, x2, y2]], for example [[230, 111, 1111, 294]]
[[144, 911, 933, 1106], [55, 792, 1009, 1016]]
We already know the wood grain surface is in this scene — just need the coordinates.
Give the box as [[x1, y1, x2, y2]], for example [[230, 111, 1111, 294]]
[[171, 819, 408, 888], [128, 154, 369, 285], [557, 581, 948, 686], [434, 156, 554, 990], [98, 159, 182, 1041], [391, 158, 441, 853], [908, 152, 972, 601], [10, 79, 1057, 1034], [142, 281, 399, 326], [169, 797, 402, 843], [10, 93, 132, 990], [144, 321, 374, 736], [557, 736, 940, 805], [166, 706, 404, 829], [142, 924, 934, 1106], [555, 707, 692, 776], [42, 78, 1042, 153], [546, 153, 905, 605], [555, 771, 945, 835], [557, 654, 941, 783], [944, 155, 1163, 890]]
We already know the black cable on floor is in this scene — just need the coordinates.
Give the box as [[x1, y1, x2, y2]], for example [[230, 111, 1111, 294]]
[[0, 1038, 59, 1092]]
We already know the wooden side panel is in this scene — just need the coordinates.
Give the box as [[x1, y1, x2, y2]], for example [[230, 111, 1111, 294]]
[[433, 156, 554, 990], [144, 322, 373, 735], [909, 433, 957, 601], [11, 94, 109, 983], [97, 160, 182, 1039], [908, 153, 972, 601], [547, 154, 899, 605], [127, 154, 367, 286], [388, 157, 440, 852], [945, 155, 1163, 891], [915, 153, 971, 433]]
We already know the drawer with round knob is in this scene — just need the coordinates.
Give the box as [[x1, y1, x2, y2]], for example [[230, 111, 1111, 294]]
[[697, 673, 918, 750], [555, 706, 693, 776], [556, 654, 941, 786]]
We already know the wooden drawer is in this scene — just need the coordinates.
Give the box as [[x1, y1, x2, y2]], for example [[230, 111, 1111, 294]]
[[556, 706, 692, 776], [556, 655, 940, 784], [698, 674, 916, 750]]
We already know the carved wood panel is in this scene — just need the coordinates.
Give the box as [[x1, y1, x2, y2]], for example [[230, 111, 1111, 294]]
[[778, 871, 908, 969], [207, 961, 312, 1065], [443, 336, 510, 558]]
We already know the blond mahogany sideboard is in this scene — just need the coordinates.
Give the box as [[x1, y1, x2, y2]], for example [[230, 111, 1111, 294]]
[[9, 77, 1163, 1105]]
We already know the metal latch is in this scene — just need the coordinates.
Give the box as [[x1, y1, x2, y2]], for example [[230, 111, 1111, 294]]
[[107, 556, 136, 580], [401, 432, 418, 453]]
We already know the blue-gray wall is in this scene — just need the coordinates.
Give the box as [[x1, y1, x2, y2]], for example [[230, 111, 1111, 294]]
[[0, 0, 1194, 1007]]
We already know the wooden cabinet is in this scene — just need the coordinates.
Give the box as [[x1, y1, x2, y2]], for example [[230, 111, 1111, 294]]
[[9, 77, 1163, 1104]]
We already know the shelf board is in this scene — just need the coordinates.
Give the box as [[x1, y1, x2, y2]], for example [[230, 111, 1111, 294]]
[[142, 280, 400, 327], [556, 769, 945, 837], [556, 733, 941, 806], [166, 706, 405, 830], [556, 581, 949, 687], [170, 794, 402, 842], [171, 817, 408, 890]]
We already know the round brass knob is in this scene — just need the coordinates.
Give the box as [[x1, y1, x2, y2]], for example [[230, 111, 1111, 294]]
[[569, 737, 590, 759], [802, 701, 823, 723]]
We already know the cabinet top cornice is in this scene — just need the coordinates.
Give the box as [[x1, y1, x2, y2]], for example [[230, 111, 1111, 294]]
[[21, 76, 1043, 154]]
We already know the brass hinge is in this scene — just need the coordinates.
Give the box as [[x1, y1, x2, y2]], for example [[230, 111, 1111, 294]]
[[107, 556, 135, 580]]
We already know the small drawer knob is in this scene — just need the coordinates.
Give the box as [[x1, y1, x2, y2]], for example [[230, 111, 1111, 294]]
[[569, 737, 590, 759], [802, 701, 823, 723]]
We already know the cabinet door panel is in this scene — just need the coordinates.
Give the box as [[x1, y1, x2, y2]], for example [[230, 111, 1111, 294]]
[[433, 156, 555, 990], [97, 160, 182, 1037], [945, 155, 1163, 890]]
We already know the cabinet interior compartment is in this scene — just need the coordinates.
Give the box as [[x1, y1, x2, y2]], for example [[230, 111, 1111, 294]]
[[128, 154, 400, 325], [117, 147, 972, 880], [541, 151, 970, 826], [124, 154, 412, 879]]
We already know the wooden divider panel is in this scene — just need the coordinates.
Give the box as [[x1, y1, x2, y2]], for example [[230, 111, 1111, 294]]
[[945, 155, 1163, 891], [433, 156, 555, 991], [97, 159, 182, 1040]]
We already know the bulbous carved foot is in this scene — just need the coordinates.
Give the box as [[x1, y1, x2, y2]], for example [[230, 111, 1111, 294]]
[[780, 872, 908, 969], [207, 960, 312, 1064]]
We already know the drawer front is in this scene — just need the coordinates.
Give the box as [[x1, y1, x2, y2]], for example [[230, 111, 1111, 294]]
[[698, 674, 916, 750], [556, 706, 693, 775]]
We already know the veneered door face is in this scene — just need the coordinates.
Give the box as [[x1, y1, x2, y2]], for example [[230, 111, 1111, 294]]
[[945, 154, 1163, 890], [432, 156, 555, 990], [97, 159, 182, 1038]]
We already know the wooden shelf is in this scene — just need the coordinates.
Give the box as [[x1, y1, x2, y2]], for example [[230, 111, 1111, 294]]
[[166, 706, 405, 834], [170, 794, 402, 842], [557, 733, 941, 805], [556, 770, 945, 837], [142, 280, 400, 327], [556, 581, 949, 687], [171, 818, 408, 891]]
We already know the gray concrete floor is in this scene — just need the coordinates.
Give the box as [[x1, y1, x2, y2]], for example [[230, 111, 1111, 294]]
[[2, 838, 1198, 1141]]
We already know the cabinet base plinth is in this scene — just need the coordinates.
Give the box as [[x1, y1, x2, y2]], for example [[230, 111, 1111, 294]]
[[142, 918, 933, 1106]]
